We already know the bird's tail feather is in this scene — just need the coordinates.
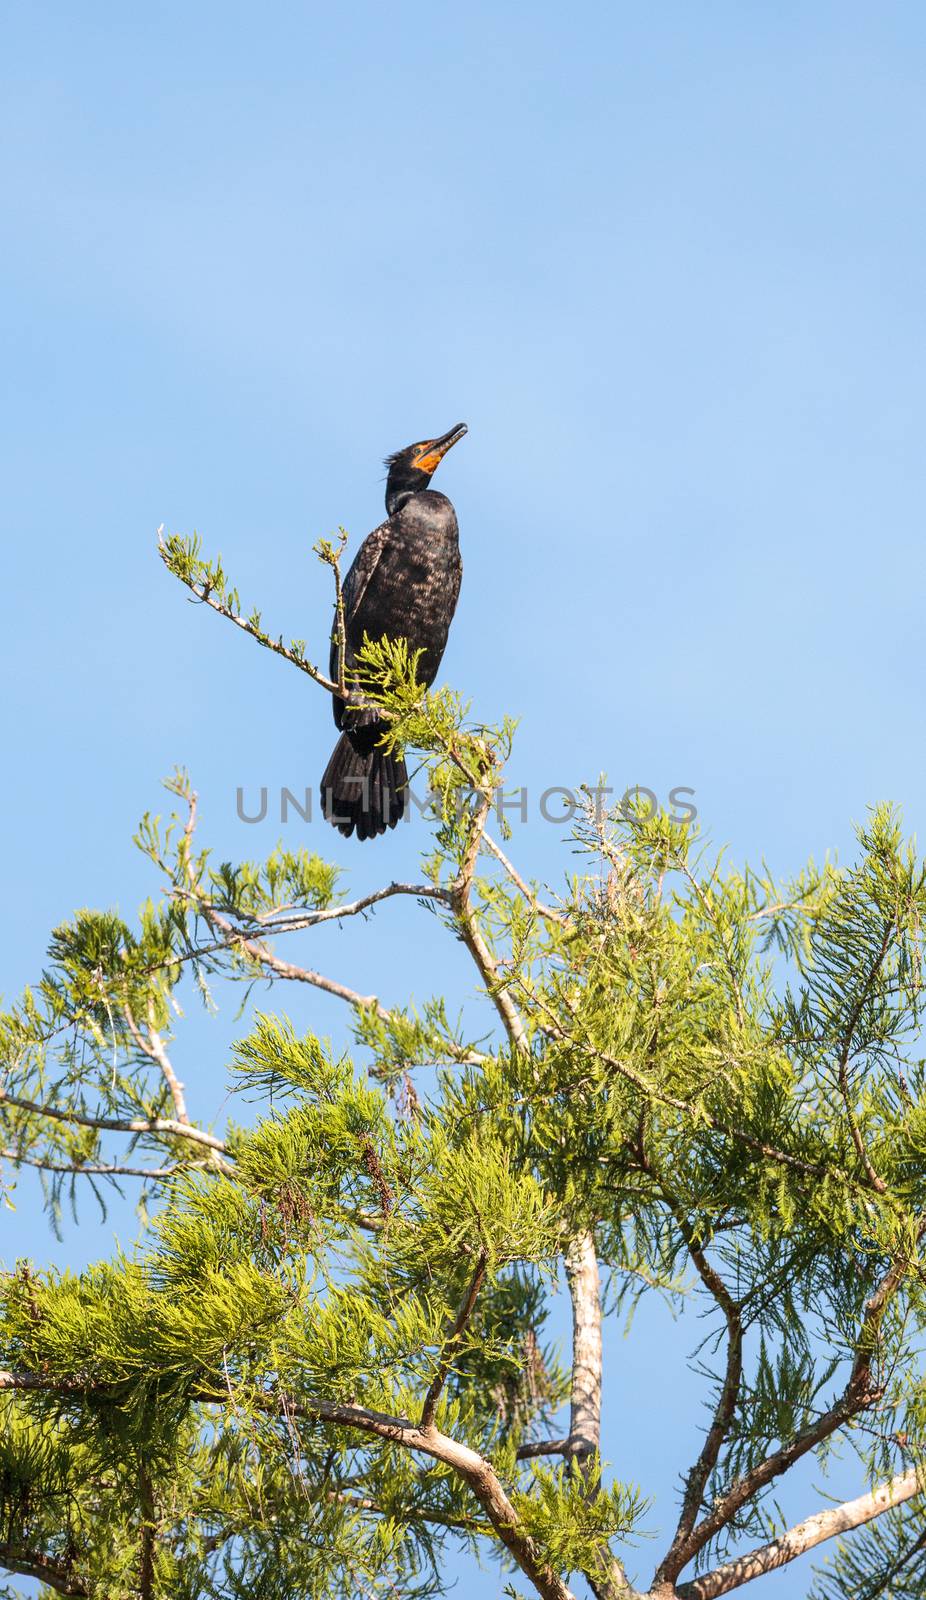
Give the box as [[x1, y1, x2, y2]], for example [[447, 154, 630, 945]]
[[320, 732, 407, 840]]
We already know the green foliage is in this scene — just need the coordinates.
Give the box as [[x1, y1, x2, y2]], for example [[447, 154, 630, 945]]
[[3, 532, 926, 1596], [511, 1461, 648, 1575]]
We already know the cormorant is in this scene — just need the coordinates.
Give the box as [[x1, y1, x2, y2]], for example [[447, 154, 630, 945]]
[[320, 423, 467, 840]]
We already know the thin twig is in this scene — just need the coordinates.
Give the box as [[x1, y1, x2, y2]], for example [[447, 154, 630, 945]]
[[0, 1088, 229, 1157], [171, 897, 488, 1068], [200, 904, 394, 1019], [480, 831, 568, 926], [834, 918, 893, 1194], [655, 1217, 743, 1584], [327, 1490, 490, 1533], [250, 880, 453, 932], [0, 1147, 203, 1179], [158, 529, 339, 694], [331, 534, 349, 699], [450, 792, 530, 1050], [420, 1249, 489, 1428]]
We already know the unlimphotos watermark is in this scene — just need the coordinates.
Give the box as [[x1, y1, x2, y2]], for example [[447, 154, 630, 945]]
[[235, 782, 698, 828]]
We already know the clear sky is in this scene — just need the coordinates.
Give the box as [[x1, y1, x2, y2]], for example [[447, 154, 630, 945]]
[[2, 3, 925, 1595]]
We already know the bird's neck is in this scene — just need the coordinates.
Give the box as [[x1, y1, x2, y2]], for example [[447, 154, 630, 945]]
[[386, 484, 415, 516], [385, 466, 432, 516]]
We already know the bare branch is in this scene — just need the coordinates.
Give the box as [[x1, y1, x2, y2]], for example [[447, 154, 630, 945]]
[[656, 1226, 742, 1585], [158, 529, 339, 694], [199, 903, 395, 1019], [563, 1229, 631, 1600], [516, 1438, 571, 1460], [480, 830, 569, 926], [0, 1088, 230, 1159], [182, 899, 488, 1068], [564, 1229, 603, 1469], [0, 1147, 202, 1179], [677, 1469, 922, 1600], [251, 879, 453, 933], [450, 793, 530, 1050], [0, 1370, 105, 1394], [0, 1543, 87, 1596], [850, 1218, 926, 1394], [123, 1000, 189, 1124], [672, 1386, 876, 1575], [666, 1226, 926, 1579]]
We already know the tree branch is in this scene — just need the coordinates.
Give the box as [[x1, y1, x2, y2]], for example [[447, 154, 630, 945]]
[[450, 792, 530, 1051], [670, 1386, 875, 1576], [0, 1543, 87, 1596], [250, 879, 453, 933], [139, 1465, 155, 1600], [480, 830, 568, 926], [123, 1000, 189, 1125], [327, 530, 350, 700], [420, 1249, 489, 1428], [664, 1227, 925, 1578], [0, 1366, 576, 1599], [158, 528, 340, 694], [0, 1088, 230, 1158], [328, 1489, 491, 1534], [656, 1226, 742, 1585], [198, 1386, 578, 1600], [846, 1217, 926, 1395], [0, 1147, 200, 1179], [516, 1438, 571, 1460], [199, 903, 396, 1022], [676, 1468, 922, 1599], [0, 1370, 104, 1393], [170, 898, 488, 1068]]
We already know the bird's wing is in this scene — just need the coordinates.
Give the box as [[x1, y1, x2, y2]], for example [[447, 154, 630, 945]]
[[329, 518, 391, 686], [342, 517, 390, 622]]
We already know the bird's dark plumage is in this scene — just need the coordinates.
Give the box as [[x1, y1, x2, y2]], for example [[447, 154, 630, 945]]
[[320, 424, 466, 840]]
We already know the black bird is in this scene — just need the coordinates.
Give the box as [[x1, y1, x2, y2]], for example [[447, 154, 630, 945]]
[[320, 423, 467, 840]]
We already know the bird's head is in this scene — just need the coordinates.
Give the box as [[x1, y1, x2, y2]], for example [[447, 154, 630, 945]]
[[384, 423, 468, 515]]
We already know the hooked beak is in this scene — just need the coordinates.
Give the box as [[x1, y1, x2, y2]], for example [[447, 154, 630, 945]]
[[413, 422, 468, 474]]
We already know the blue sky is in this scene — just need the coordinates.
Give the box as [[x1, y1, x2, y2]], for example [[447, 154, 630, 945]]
[[2, 3, 926, 1594]]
